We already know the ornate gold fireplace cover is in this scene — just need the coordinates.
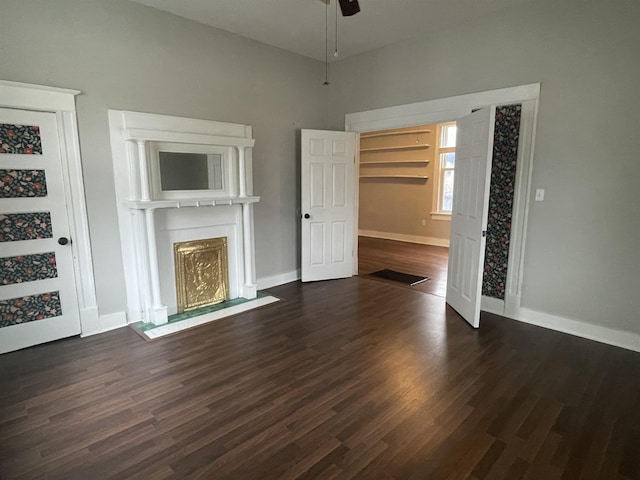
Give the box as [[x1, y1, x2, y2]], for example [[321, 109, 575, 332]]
[[174, 237, 229, 313]]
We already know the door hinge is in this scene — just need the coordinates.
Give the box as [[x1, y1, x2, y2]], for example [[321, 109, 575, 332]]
[[482, 230, 487, 237]]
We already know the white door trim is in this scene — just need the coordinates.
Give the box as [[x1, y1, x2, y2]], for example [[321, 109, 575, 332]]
[[0, 80, 100, 335], [344, 83, 540, 319]]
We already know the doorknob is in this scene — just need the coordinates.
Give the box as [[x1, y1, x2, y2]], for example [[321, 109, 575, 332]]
[[304, 213, 310, 219], [58, 237, 70, 246]]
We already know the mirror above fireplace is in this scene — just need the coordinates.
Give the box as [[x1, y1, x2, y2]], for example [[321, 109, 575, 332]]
[[150, 143, 233, 200], [159, 152, 223, 191]]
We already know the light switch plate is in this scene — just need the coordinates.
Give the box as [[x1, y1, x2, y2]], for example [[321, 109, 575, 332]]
[[535, 188, 545, 201]]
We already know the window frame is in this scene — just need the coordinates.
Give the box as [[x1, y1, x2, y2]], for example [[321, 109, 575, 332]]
[[431, 121, 457, 220]]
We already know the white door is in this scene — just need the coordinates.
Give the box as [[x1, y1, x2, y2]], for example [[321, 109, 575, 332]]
[[301, 129, 356, 282], [0, 108, 80, 354], [446, 107, 496, 328]]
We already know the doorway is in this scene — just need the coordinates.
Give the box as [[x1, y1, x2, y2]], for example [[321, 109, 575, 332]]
[[0, 80, 99, 353], [357, 121, 456, 297], [346, 84, 539, 320]]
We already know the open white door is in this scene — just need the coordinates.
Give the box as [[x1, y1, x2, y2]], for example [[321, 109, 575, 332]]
[[446, 107, 496, 328], [301, 129, 356, 282]]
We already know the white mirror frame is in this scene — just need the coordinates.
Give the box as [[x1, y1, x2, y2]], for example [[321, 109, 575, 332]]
[[149, 142, 235, 200]]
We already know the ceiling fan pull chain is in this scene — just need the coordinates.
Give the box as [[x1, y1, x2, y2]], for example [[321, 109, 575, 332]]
[[323, 0, 329, 85], [334, 0, 339, 57]]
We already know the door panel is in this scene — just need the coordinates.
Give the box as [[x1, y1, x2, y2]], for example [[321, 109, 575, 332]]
[[332, 164, 346, 207], [331, 221, 346, 262], [310, 163, 325, 208], [310, 223, 325, 266], [301, 130, 356, 282], [446, 107, 496, 328], [0, 108, 80, 354]]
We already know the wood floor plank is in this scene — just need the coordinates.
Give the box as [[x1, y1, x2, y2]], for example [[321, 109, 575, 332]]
[[1, 254, 640, 479]]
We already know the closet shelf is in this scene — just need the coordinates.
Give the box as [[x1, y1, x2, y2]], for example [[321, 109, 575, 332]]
[[360, 175, 428, 180], [360, 160, 429, 165], [360, 144, 430, 153], [361, 129, 431, 139]]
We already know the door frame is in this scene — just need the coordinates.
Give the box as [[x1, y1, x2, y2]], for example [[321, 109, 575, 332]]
[[345, 83, 540, 319], [0, 80, 100, 335]]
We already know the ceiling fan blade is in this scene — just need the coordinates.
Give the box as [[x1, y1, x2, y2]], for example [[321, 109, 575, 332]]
[[338, 0, 360, 16]]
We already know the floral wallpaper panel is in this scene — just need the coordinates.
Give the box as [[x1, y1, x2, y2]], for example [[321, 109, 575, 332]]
[[1, 252, 57, 285], [0, 291, 62, 328], [482, 104, 522, 300], [0, 169, 48, 198], [0, 124, 42, 155], [0, 212, 53, 242]]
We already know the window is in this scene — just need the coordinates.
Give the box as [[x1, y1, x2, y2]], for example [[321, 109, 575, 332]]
[[431, 122, 457, 220]]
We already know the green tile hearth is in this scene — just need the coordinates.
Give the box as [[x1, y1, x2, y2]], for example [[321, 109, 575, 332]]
[[134, 293, 270, 332]]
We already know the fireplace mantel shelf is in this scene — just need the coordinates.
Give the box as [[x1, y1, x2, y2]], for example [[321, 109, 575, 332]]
[[127, 196, 260, 210]]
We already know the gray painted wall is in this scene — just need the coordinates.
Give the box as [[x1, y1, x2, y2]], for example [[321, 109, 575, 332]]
[[1, 0, 327, 317], [2, 0, 639, 337], [329, 0, 640, 334]]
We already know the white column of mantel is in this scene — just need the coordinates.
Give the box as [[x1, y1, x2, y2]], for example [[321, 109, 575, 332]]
[[144, 208, 168, 324], [133, 209, 152, 324], [137, 140, 151, 201], [241, 202, 257, 299], [237, 146, 247, 198]]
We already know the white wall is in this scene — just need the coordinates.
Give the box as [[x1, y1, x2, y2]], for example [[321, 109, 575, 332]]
[[3, 0, 639, 341], [329, 0, 640, 335], [0, 0, 327, 317]]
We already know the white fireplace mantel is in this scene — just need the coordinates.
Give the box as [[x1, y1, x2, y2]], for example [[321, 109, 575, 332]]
[[126, 196, 259, 210], [108, 111, 259, 326]]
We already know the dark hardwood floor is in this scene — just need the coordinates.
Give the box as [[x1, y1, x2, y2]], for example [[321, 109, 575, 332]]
[[358, 236, 449, 297], [1, 278, 640, 479]]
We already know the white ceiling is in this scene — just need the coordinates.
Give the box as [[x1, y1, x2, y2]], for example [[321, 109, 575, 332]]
[[130, 0, 536, 62]]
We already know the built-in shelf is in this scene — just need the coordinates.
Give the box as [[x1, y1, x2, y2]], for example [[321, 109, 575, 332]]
[[360, 144, 430, 153], [360, 160, 429, 165], [360, 175, 428, 180], [127, 196, 260, 210], [361, 129, 431, 139]]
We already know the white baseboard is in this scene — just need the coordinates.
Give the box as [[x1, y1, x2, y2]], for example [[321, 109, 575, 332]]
[[481, 295, 505, 315], [257, 269, 300, 290], [81, 311, 127, 337], [359, 229, 449, 248], [515, 308, 640, 353], [79, 306, 100, 335]]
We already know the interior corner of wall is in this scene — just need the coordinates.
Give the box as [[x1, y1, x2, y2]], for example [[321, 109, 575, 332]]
[[257, 269, 301, 290]]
